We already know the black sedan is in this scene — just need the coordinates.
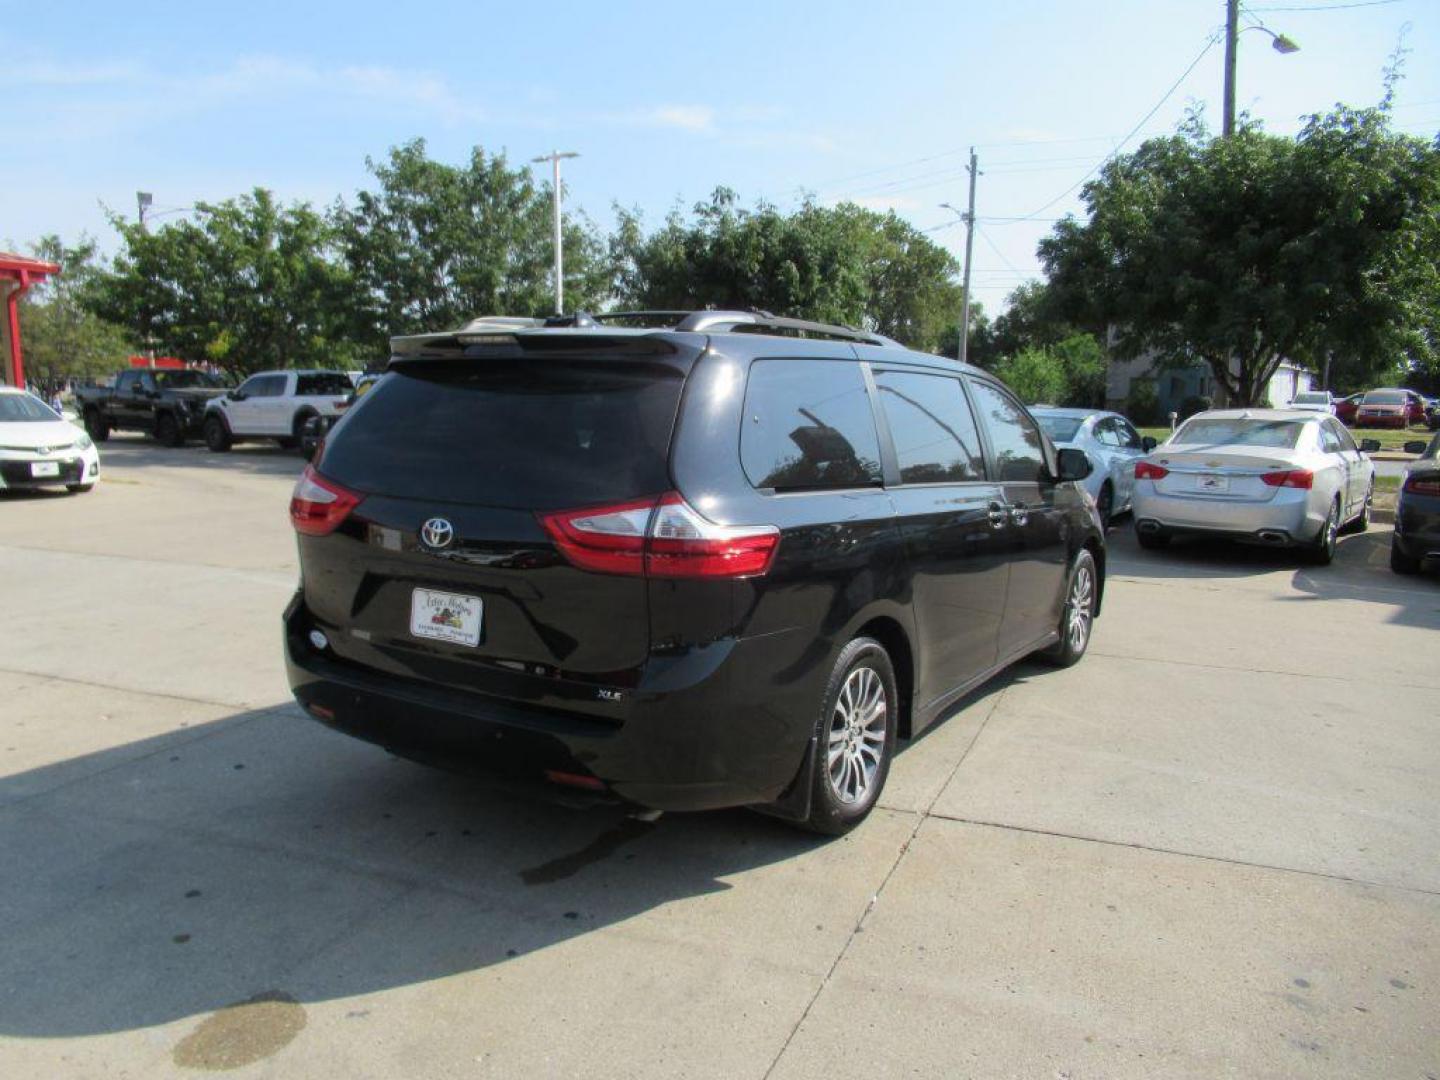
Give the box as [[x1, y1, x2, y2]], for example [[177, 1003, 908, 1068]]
[[1392, 432, 1440, 575]]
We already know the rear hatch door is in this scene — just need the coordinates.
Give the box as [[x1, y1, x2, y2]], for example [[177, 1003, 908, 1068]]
[[302, 334, 696, 711]]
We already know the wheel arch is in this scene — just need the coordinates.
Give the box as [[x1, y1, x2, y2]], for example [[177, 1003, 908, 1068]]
[[850, 614, 916, 740]]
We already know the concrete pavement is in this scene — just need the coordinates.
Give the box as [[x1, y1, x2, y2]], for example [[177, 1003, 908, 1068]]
[[1, 434, 1436, 1079]]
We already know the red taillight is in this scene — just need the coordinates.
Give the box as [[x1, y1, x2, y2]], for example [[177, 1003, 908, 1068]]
[[536, 492, 780, 579], [1260, 469, 1314, 489], [1404, 473, 1440, 497], [289, 464, 362, 536], [1135, 461, 1169, 480]]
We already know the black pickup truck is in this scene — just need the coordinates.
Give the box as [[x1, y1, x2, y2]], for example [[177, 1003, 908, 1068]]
[[76, 368, 231, 446]]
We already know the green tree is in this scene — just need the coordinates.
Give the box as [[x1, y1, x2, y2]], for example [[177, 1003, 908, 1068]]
[[993, 347, 1068, 405], [333, 139, 609, 340], [17, 236, 134, 387], [1050, 332, 1108, 408], [92, 191, 360, 377], [1040, 104, 1440, 405], [611, 190, 963, 352]]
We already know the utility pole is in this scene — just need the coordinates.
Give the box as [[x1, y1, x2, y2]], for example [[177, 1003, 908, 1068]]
[[1222, 0, 1239, 137], [530, 151, 579, 315], [959, 148, 979, 366]]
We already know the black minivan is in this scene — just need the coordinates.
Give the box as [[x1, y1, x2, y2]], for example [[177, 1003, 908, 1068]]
[[284, 311, 1104, 833]]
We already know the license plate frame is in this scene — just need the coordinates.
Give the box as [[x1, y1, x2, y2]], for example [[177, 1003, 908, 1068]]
[[30, 461, 61, 478], [409, 588, 483, 648]]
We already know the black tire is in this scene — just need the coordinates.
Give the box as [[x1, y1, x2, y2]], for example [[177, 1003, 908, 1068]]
[[1096, 482, 1114, 531], [1136, 529, 1170, 550], [203, 415, 232, 453], [1390, 538, 1421, 575], [154, 411, 184, 447], [1305, 498, 1341, 566], [1341, 483, 1372, 535], [84, 409, 110, 442], [800, 637, 898, 836], [1041, 548, 1099, 668]]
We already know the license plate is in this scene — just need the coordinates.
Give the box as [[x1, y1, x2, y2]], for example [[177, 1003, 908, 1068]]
[[410, 588, 483, 647], [30, 461, 61, 478], [1196, 474, 1229, 493]]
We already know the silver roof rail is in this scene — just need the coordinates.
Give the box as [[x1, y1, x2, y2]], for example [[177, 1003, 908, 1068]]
[[675, 310, 900, 347]]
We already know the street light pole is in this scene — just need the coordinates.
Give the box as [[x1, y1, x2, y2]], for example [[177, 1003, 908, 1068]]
[[1223, 0, 1299, 137], [531, 150, 579, 315]]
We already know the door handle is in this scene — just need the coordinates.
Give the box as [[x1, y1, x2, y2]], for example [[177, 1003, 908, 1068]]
[[1009, 503, 1029, 527], [987, 503, 1008, 529]]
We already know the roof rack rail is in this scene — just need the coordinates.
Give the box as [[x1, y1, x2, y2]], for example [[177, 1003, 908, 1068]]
[[674, 309, 900, 347]]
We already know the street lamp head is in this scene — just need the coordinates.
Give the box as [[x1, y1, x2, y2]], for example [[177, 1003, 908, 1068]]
[[1271, 32, 1300, 55]]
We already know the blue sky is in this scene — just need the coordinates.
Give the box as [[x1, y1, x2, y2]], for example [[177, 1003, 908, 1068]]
[[3, 0, 1437, 313]]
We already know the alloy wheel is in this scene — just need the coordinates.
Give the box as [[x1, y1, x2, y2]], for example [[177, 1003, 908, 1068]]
[[1066, 563, 1094, 653], [826, 666, 888, 805]]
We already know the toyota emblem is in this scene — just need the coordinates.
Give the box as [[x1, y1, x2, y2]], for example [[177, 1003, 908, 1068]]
[[421, 518, 455, 549]]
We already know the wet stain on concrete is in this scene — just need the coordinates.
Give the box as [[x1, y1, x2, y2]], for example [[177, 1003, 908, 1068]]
[[520, 818, 655, 885], [1293, 977, 1310, 989], [172, 991, 306, 1071], [1389, 978, 1410, 990], [172, 933, 192, 945]]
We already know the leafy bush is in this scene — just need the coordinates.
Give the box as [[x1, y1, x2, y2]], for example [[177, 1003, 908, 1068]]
[[1126, 379, 1162, 426], [993, 347, 1068, 405], [1178, 394, 1212, 421]]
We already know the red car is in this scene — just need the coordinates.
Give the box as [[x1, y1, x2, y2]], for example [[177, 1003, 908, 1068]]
[[1354, 388, 1425, 429], [1333, 392, 1364, 426]]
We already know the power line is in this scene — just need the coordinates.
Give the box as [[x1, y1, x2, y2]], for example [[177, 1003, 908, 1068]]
[[1006, 31, 1222, 223], [1243, 0, 1401, 11]]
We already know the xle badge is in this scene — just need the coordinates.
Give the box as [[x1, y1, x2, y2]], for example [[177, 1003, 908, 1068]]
[[596, 688, 623, 702]]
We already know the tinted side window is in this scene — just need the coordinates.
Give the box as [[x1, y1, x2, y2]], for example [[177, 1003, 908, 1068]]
[[968, 380, 1047, 483], [1115, 418, 1142, 449], [260, 375, 289, 397], [297, 373, 352, 396], [741, 359, 882, 491], [237, 376, 265, 397], [1094, 418, 1122, 447], [1318, 422, 1343, 453], [1330, 421, 1358, 453], [874, 371, 985, 484], [116, 372, 138, 393]]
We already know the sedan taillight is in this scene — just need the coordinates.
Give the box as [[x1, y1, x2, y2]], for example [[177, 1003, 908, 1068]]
[[1260, 469, 1314, 489], [290, 464, 362, 536], [1135, 461, 1169, 480], [1404, 473, 1440, 497], [538, 492, 780, 579]]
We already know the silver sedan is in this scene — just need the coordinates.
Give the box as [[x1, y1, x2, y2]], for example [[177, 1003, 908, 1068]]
[[1132, 409, 1377, 565], [1031, 407, 1156, 527]]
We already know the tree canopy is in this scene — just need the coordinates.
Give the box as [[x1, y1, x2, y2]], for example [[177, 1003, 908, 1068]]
[[16, 236, 133, 387], [611, 190, 963, 353], [1039, 105, 1440, 405]]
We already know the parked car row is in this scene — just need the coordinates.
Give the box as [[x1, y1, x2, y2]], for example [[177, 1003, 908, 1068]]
[[1329, 388, 1432, 429], [77, 367, 362, 453]]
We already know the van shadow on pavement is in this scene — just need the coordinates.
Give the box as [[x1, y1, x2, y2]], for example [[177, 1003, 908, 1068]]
[[0, 703, 834, 1043]]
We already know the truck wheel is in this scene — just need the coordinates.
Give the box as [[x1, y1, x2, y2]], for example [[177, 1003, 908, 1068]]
[[154, 411, 184, 447], [204, 415, 232, 453], [84, 409, 110, 442]]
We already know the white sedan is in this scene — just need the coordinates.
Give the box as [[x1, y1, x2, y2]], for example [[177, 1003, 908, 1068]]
[[1132, 409, 1376, 565], [0, 386, 101, 494], [1030, 407, 1157, 527]]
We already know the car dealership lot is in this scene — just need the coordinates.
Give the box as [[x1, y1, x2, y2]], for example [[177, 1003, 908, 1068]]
[[2, 436, 1436, 1079]]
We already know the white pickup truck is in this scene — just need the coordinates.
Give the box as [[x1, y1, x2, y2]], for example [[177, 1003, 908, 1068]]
[[203, 369, 353, 452]]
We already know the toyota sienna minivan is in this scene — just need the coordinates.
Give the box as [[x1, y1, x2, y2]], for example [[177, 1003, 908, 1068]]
[[284, 310, 1105, 833]]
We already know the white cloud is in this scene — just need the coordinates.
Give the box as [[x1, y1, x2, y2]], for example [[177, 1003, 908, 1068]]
[[628, 105, 717, 132]]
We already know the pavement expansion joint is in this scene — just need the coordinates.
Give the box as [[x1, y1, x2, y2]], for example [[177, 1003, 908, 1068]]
[[924, 812, 1440, 899], [760, 686, 1008, 1080]]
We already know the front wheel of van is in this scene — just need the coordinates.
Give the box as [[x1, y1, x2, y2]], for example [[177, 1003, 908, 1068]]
[[801, 637, 897, 836], [1040, 548, 1098, 668]]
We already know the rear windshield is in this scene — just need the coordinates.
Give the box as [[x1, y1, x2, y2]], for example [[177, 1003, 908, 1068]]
[[1173, 418, 1306, 448], [1292, 393, 1329, 405], [1363, 391, 1405, 405], [320, 361, 682, 510], [1034, 415, 1084, 442], [296, 373, 353, 396], [0, 393, 59, 422]]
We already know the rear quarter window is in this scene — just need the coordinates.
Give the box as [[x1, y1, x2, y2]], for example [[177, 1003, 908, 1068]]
[[740, 359, 882, 491]]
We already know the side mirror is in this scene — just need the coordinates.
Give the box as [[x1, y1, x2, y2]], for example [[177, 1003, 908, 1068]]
[[1141, 436, 1158, 452], [228, 390, 245, 402], [1359, 439, 1382, 453], [1056, 447, 1092, 482], [1403, 440, 1426, 455]]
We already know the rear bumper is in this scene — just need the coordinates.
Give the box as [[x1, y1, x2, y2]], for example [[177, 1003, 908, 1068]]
[[1133, 486, 1319, 546], [1394, 501, 1440, 562], [283, 592, 813, 813]]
